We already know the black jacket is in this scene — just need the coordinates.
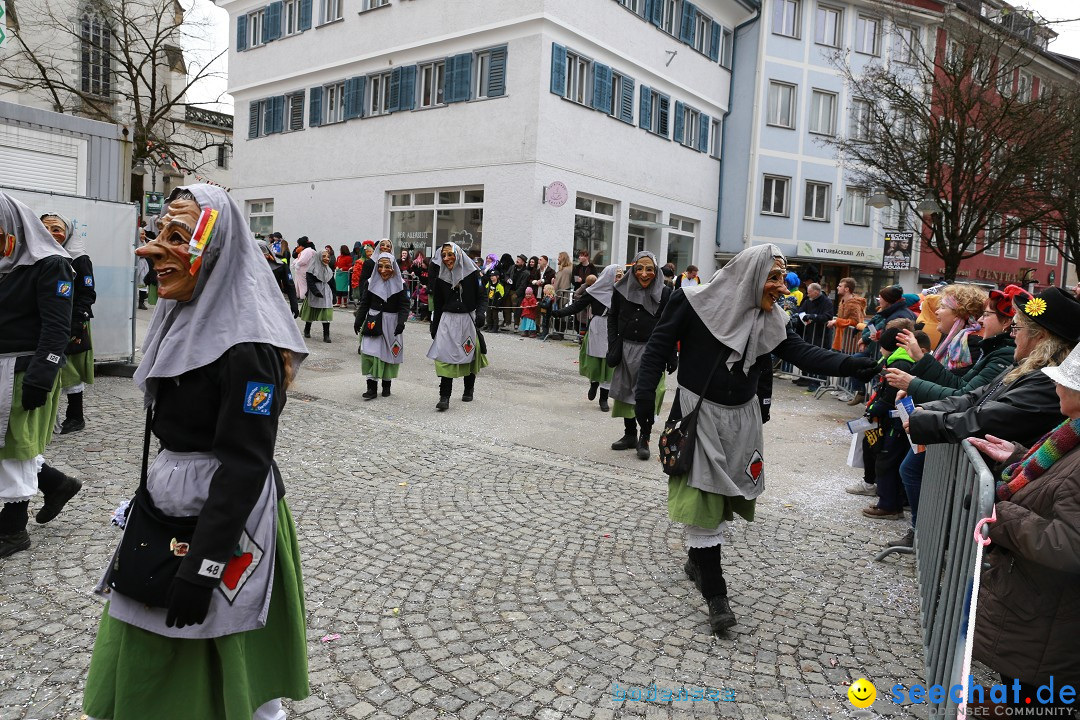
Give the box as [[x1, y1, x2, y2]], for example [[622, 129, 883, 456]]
[[908, 366, 1064, 447], [429, 271, 486, 337], [556, 292, 607, 319], [67, 254, 96, 354], [0, 255, 75, 392], [797, 293, 833, 325], [506, 264, 530, 297], [906, 332, 1016, 404], [607, 286, 672, 366], [572, 262, 596, 290], [355, 288, 410, 335]]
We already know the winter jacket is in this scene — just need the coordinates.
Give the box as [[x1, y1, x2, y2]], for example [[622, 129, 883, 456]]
[[908, 367, 1064, 447], [0, 255, 75, 393], [67, 254, 96, 354], [973, 442, 1080, 687], [520, 295, 539, 320], [832, 295, 867, 350], [484, 280, 506, 304], [355, 288, 410, 336], [906, 332, 1016, 404], [429, 271, 486, 338], [866, 347, 914, 424], [607, 286, 672, 366]]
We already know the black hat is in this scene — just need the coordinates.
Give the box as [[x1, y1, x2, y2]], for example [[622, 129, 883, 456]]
[[1014, 287, 1080, 343], [269, 231, 282, 239], [517, 254, 527, 262], [879, 326, 903, 352], [879, 285, 903, 304], [489, 268, 500, 277]]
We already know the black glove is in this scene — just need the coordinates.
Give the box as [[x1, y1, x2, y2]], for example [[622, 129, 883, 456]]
[[635, 396, 655, 430], [21, 383, 49, 411], [395, 322, 406, 336], [606, 347, 622, 367], [666, 355, 679, 374], [429, 321, 438, 339], [165, 576, 215, 628], [353, 315, 363, 335], [760, 400, 771, 425], [843, 355, 882, 383]]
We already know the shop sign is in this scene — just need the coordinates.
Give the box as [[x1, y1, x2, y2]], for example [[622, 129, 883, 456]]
[[544, 181, 568, 207], [797, 241, 883, 265], [882, 232, 914, 270]]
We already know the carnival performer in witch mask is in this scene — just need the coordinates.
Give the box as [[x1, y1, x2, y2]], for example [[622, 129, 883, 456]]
[[355, 252, 410, 400], [426, 241, 488, 411]]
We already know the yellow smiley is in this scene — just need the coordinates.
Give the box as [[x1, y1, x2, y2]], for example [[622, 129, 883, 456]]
[[847, 678, 876, 708]]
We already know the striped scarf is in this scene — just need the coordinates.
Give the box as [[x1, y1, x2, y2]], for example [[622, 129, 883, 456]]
[[997, 417, 1080, 500]]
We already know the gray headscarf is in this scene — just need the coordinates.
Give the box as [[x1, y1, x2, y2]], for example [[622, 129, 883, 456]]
[[614, 251, 664, 315], [309, 248, 334, 283], [0, 191, 70, 275], [41, 211, 88, 260], [368, 252, 404, 301], [585, 263, 622, 309], [431, 241, 479, 289], [683, 243, 790, 370], [134, 185, 308, 404]]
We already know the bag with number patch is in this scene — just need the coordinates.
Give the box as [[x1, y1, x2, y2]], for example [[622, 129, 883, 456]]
[[361, 312, 382, 337], [105, 408, 198, 607]]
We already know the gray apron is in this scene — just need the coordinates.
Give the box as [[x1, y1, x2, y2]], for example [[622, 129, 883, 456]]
[[0, 354, 20, 448], [586, 314, 609, 359], [609, 339, 646, 405], [97, 449, 278, 640], [679, 391, 766, 499], [360, 309, 403, 364], [426, 311, 477, 364]]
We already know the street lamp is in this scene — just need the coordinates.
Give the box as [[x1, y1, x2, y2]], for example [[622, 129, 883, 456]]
[[915, 193, 942, 214], [131, 159, 158, 192], [867, 188, 892, 209]]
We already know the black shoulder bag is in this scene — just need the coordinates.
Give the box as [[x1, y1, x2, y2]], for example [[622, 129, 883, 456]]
[[658, 349, 730, 477], [105, 408, 199, 607]]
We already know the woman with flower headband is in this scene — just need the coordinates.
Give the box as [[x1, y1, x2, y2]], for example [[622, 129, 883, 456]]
[[82, 185, 310, 720]]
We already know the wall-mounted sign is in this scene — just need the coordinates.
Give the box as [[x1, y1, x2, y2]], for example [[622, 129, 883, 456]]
[[882, 231, 914, 270], [796, 241, 883, 265], [143, 191, 164, 218], [544, 181, 568, 207]]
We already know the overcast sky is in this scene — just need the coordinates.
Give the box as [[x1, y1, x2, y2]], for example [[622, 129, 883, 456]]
[[185, 0, 1080, 111]]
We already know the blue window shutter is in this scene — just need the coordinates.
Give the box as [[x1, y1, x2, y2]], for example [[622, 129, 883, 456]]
[[271, 95, 285, 133], [680, 3, 696, 44], [649, 0, 662, 27], [639, 85, 652, 130], [266, 2, 282, 41], [709, 21, 721, 62], [619, 76, 635, 124], [399, 66, 417, 110], [698, 113, 710, 152], [309, 86, 323, 126], [298, 0, 312, 30], [658, 94, 670, 137], [591, 63, 611, 111], [387, 67, 401, 112], [237, 15, 248, 51], [550, 43, 567, 96], [343, 78, 355, 118], [345, 76, 365, 119], [248, 101, 259, 138], [446, 53, 472, 103], [673, 100, 685, 143], [487, 46, 507, 97]]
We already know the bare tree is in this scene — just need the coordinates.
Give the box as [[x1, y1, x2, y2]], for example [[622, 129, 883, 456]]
[[1037, 84, 1080, 280], [823, 10, 1065, 282], [1, 0, 227, 188]]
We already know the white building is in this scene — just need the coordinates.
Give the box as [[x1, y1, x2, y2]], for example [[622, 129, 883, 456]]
[[221, 0, 757, 268]]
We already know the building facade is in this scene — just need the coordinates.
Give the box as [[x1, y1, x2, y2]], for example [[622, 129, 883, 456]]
[[222, 0, 757, 268]]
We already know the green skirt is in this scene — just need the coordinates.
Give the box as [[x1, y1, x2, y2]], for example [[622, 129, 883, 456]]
[[611, 373, 665, 418], [147, 285, 158, 305], [83, 501, 309, 720], [61, 328, 95, 388], [578, 337, 615, 384], [361, 353, 400, 379], [299, 301, 333, 322], [668, 474, 757, 528], [435, 353, 489, 379], [0, 372, 61, 461]]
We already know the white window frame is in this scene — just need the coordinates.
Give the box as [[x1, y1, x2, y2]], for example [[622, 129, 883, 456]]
[[815, 4, 842, 48], [564, 51, 591, 106], [855, 14, 881, 56], [809, 89, 837, 136], [767, 81, 796, 129], [368, 71, 392, 116], [710, 119, 722, 160], [324, 81, 346, 124], [247, 200, 275, 237], [694, 13, 709, 54], [773, 0, 800, 38], [720, 26, 734, 69], [1026, 226, 1041, 262], [762, 175, 791, 216], [804, 181, 830, 221], [361, 0, 389, 10], [1045, 229, 1059, 265], [844, 186, 870, 226], [681, 105, 700, 149], [286, 91, 304, 131], [606, 71, 627, 118], [618, 0, 645, 16], [645, 89, 669, 137], [894, 24, 917, 64], [418, 60, 446, 109], [659, 0, 677, 35], [282, 0, 299, 35], [248, 8, 265, 48], [850, 98, 873, 141], [1017, 70, 1033, 102], [474, 49, 492, 100], [320, 0, 342, 24]]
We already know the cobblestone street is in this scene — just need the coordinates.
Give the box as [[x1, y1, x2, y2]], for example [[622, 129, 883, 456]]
[[0, 312, 930, 720]]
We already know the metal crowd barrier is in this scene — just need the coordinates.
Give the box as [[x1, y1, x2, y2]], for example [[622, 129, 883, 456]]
[[775, 318, 833, 382], [813, 325, 868, 401]]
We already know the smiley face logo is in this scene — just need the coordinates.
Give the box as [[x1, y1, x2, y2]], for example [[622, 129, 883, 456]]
[[848, 678, 876, 708]]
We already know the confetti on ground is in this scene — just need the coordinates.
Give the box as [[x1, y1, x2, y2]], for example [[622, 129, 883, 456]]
[[320, 633, 341, 643]]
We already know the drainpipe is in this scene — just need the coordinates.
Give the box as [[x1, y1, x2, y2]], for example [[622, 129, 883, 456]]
[[714, 0, 761, 256]]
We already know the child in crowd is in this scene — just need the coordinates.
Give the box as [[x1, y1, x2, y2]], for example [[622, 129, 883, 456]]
[[538, 284, 556, 341], [484, 270, 506, 332], [519, 286, 539, 337], [414, 283, 430, 321]]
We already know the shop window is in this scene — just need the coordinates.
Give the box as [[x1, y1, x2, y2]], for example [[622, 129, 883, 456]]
[[388, 187, 484, 260], [574, 193, 616, 266], [248, 200, 274, 237]]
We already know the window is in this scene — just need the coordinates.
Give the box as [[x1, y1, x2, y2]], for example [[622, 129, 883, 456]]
[[473, 47, 507, 100], [604, 71, 631, 119], [894, 24, 917, 64], [563, 51, 591, 105], [984, 215, 1001, 255], [80, 13, 112, 97], [1046, 230, 1059, 265], [249, 97, 284, 138], [1017, 70, 1032, 102], [1026, 226, 1041, 262], [283, 0, 299, 35], [844, 186, 869, 225], [679, 104, 700, 149], [815, 5, 842, 48], [574, 193, 616, 266], [247, 8, 265, 47], [710, 119, 722, 159], [773, 0, 800, 38], [767, 81, 796, 128], [850, 98, 872, 141], [389, 186, 485, 260], [720, 26, 734, 68], [618, 0, 645, 16], [855, 14, 881, 56], [216, 143, 230, 169], [693, 13, 709, 54], [761, 175, 790, 216], [419, 61, 446, 108], [659, 0, 677, 34], [324, 81, 346, 123], [997, 64, 1014, 97], [287, 91, 305, 131], [368, 72, 391, 116], [804, 181, 830, 221], [248, 200, 275, 237], [667, 216, 697, 272], [1003, 219, 1019, 258], [882, 200, 904, 230], [640, 87, 671, 137], [361, 0, 388, 9], [809, 89, 837, 136], [321, 0, 342, 24]]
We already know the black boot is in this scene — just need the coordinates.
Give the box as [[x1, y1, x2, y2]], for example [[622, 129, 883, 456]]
[[436, 377, 452, 411], [35, 464, 82, 524], [303, 322, 312, 338], [588, 382, 599, 401], [60, 392, 85, 434], [693, 544, 736, 632], [138, 290, 148, 310], [362, 379, 378, 400], [706, 596, 737, 634], [0, 501, 31, 558], [598, 388, 610, 413], [381, 380, 392, 397], [611, 418, 637, 450], [322, 322, 331, 343], [636, 428, 652, 461], [462, 374, 475, 402], [684, 550, 702, 592]]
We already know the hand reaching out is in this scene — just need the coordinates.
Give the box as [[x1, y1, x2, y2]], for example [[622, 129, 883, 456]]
[[897, 329, 924, 361], [885, 367, 913, 391], [967, 434, 1018, 463]]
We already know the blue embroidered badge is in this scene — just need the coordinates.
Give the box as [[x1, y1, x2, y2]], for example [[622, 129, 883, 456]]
[[244, 381, 274, 416], [84, 275, 94, 287], [56, 281, 73, 297]]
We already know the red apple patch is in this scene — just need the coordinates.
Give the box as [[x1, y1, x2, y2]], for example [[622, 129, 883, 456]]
[[216, 529, 264, 604], [745, 450, 764, 486], [222, 552, 253, 590]]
